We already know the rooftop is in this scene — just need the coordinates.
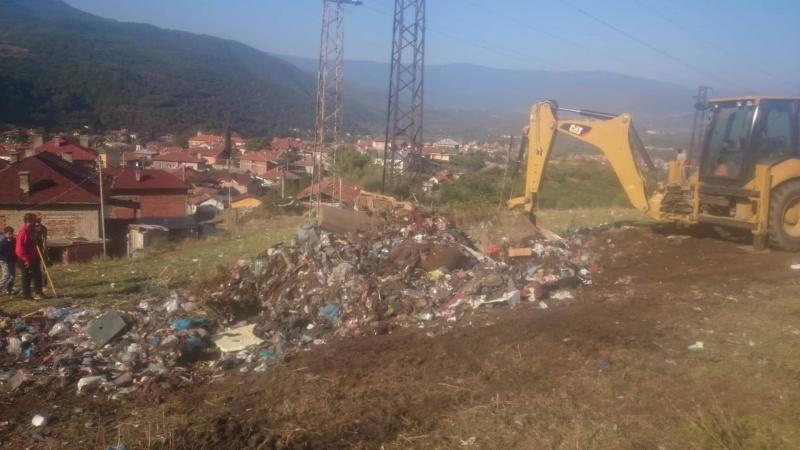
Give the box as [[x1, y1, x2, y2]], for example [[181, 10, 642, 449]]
[[296, 177, 362, 204], [35, 137, 98, 162], [106, 167, 189, 191], [0, 152, 100, 205], [153, 151, 203, 164]]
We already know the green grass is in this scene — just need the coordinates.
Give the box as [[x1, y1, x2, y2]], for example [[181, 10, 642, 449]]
[[1, 215, 305, 315], [447, 205, 648, 248]]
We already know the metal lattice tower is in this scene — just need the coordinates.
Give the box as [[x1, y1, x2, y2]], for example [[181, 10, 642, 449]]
[[382, 0, 426, 192], [688, 85, 711, 166], [313, 0, 361, 196]]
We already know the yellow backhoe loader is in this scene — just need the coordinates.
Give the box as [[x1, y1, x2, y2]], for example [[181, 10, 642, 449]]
[[509, 97, 800, 249]]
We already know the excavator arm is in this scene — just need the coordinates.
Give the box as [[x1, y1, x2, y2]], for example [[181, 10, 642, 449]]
[[509, 100, 657, 218]]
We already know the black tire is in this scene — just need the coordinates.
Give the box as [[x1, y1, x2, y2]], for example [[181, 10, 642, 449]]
[[767, 180, 800, 251]]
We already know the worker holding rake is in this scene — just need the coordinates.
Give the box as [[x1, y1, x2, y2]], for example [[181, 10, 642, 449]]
[[15, 213, 46, 300]]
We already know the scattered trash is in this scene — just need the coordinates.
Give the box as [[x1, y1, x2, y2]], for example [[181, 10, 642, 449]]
[[550, 290, 574, 300], [0, 203, 602, 398], [8, 370, 29, 392], [213, 324, 264, 353], [460, 437, 477, 446], [791, 264, 800, 270], [87, 311, 127, 347], [688, 341, 704, 351], [6, 336, 22, 354], [507, 247, 533, 258], [598, 348, 611, 369], [77, 375, 106, 394], [318, 304, 342, 322], [31, 415, 47, 427]]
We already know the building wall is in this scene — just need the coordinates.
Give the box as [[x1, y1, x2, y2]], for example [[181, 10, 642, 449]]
[[219, 181, 248, 195], [0, 205, 101, 241], [108, 194, 188, 219], [199, 156, 217, 166], [240, 160, 268, 175], [152, 160, 180, 170], [100, 152, 121, 169], [140, 195, 187, 218], [188, 140, 209, 149], [109, 197, 137, 220]]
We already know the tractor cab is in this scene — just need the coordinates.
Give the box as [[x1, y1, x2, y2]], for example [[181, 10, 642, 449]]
[[699, 97, 800, 184], [689, 96, 800, 248]]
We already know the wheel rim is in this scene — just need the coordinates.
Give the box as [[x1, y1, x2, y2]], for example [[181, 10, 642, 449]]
[[783, 198, 800, 237]]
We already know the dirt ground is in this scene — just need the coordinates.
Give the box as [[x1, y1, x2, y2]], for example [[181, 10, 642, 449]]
[[3, 224, 800, 449]]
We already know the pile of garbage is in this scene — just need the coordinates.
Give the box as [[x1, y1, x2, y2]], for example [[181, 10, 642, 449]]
[[0, 205, 601, 399]]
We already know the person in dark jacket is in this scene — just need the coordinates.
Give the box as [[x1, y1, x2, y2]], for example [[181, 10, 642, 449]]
[[0, 226, 16, 295], [16, 214, 44, 300]]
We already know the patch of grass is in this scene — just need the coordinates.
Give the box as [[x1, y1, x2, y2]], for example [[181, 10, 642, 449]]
[[447, 205, 648, 248], [1, 215, 305, 315]]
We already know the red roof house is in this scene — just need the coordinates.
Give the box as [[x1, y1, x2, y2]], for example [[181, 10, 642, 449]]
[[192, 147, 226, 166], [107, 167, 190, 219], [152, 151, 206, 171], [0, 153, 136, 245], [296, 177, 363, 205], [261, 168, 301, 183], [188, 133, 223, 149], [239, 150, 284, 175], [189, 132, 245, 149], [271, 137, 302, 151], [35, 137, 98, 167]]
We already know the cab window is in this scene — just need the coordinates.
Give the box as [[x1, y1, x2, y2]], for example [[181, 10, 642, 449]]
[[702, 102, 754, 179], [753, 100, 795, 164]]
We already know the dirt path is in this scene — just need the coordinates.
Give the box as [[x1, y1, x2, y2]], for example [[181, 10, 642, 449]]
[[4, 225, 800, 449]]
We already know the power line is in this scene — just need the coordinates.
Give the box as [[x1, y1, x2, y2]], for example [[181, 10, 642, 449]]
[[361, 3, 547, 67], [631, 0, 800, 92], [457, 0, 634, 69], [558, 0, 752, 92]]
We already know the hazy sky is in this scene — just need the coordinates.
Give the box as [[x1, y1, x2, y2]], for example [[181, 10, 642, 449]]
[[65, 0, 800, 93]]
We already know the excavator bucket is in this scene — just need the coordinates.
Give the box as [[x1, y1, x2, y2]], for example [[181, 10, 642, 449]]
[[506, 214, 562, 244]]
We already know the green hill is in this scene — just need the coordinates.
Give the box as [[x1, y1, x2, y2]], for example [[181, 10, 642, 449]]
[[0, 0, 328, 136]]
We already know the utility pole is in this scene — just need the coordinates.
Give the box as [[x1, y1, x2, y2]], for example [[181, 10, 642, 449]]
[[382, 0, 426, 193], [688, 85, 710, 166], [314, 0, 361, 208], [281, 154, 287, 199], [224, 119, 233, 170], [97, 157, 107, 258]]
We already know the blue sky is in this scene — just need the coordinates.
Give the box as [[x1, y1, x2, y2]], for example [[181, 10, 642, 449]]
[[66, 0, 800, 93]]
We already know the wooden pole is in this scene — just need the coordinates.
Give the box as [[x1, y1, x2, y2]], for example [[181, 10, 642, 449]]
[[36, 245, 57, 297]]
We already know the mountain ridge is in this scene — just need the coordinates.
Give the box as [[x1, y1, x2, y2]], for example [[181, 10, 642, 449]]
[[0, 0, 698, 140], [0, 0, 331, 137], [278, 55, 699, 119]]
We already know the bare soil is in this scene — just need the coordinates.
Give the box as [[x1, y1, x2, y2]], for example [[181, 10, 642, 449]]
[[3, 224, 800, 449]]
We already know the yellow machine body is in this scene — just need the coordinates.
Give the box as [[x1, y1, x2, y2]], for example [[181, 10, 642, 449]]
[[510, 97, 800, 249]]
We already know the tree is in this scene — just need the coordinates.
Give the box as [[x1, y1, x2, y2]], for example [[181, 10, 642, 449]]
[[452, 152, 488, 171], [245, 137, 268, 151]]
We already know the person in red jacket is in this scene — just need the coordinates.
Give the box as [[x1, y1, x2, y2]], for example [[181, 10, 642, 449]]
[[15, 213, 44, 300]]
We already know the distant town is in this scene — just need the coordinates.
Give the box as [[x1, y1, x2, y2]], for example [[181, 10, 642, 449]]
[[2, 126, 572, 262]]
